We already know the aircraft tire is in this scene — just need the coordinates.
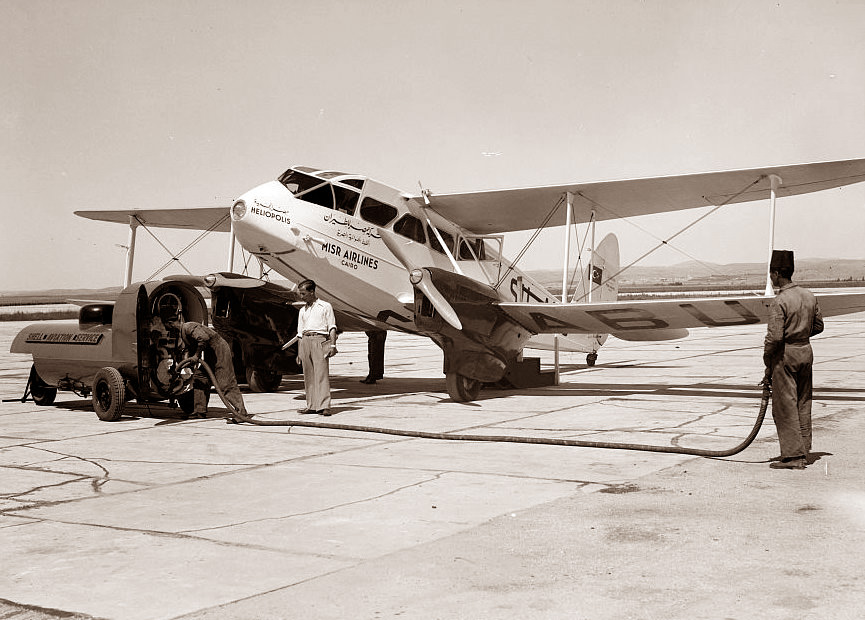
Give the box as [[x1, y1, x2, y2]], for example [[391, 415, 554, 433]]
[[446, 373, 481, 402], [92, 367, 126, 422], [29, 366, 57, 406], [246, 368, 283, 393]]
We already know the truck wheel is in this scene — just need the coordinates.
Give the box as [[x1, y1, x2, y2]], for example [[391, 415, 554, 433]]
[[92, 367, 126, 422], [246, 368, 282, 392], [446, 373, 481, 402], [29, 366, 57, 406]]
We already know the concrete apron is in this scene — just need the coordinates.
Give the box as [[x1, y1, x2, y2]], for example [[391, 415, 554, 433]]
[[1, 318, 863, 619]]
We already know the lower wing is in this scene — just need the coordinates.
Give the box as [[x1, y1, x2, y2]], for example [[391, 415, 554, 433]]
[[499, 291, 865, 338]]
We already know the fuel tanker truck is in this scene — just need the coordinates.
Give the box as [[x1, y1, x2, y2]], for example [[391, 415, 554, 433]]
[[11, 280, 209, 421]]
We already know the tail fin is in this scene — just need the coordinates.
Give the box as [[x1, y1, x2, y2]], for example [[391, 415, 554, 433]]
[[573, 232, 619, 303]]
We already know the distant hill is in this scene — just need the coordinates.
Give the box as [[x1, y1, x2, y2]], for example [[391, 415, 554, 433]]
[[527, 258, 865, 291], [0, 286, 123, 306]]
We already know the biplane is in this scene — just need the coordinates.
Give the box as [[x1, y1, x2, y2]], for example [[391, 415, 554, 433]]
[[77, 158, 865, 402]]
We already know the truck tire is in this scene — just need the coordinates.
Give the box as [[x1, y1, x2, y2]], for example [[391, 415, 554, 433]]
[[29, 365, 57, 406], [92, 367, 126, 422]]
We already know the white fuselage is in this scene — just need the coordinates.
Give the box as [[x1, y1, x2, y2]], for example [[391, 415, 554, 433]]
[[230, 168, 558, 335]]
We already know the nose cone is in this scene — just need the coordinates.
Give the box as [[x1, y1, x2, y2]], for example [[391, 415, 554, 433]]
[[230, 181, 296, 249]]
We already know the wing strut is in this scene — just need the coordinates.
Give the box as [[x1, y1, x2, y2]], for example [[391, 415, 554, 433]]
[[764, 174, 782, 296], [123, 216, 140, 288], [228, 219, 236, 273]]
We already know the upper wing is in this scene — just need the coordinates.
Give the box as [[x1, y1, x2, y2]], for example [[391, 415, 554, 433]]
[[75, 207, 231, 232], [412, 158, 865, 234], [499, 291, 865, 337]]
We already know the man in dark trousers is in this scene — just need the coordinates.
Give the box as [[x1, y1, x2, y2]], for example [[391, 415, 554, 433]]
[[763, 250, 823, 470], [360, 330, 387, 384], [161, 311, 249, 423]]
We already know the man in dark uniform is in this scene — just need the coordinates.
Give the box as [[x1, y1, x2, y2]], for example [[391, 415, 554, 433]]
[[763, 250, 823, 469], [162, 311, 249, 423], [360, 330, 387, 384]]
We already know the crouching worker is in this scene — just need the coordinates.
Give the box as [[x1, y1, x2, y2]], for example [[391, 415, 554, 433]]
[[161, 310, 250, 423]]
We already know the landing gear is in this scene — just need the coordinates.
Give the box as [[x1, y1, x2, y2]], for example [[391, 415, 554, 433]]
[[586, 352, 598, 366], [92, 367, 126, 421], [446, 373, 481, 402], [246, 368, 283, 392]]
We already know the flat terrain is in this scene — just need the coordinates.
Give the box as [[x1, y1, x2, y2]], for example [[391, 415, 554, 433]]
[[2, 316, 865, 620]]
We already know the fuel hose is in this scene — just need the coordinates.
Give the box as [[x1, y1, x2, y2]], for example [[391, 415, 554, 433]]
[[181, 358, 771, 458]]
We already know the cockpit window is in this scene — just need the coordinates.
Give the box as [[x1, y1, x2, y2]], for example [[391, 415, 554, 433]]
[[359, 197, 398, 227], [279, 170, 326, 196], [458, 238, 488, 260], [317, 171, 349, 179], [340, 178, 365, 190], [333, 186, 359, 215], [298, 184, 334, 209], [427, 225, 455, 255], [393, 214, 426, 244]]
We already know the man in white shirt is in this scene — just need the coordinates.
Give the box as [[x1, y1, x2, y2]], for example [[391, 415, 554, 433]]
[[295, 279, 338, 415]]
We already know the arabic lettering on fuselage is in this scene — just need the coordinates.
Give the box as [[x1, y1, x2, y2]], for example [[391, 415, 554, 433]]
[[323, 213, 381, 242]]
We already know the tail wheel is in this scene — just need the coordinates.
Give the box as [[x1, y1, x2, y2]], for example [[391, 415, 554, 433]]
[[92, 367, 126, 422], [446, 373, 481, 402], [246, 368, 283, 393], [586, 352, 598, 366], [29, 365, 57, 406]]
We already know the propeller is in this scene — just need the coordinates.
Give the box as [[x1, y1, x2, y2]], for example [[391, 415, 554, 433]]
[[378, 228, 463, 331], [165, 273, 267, 289]]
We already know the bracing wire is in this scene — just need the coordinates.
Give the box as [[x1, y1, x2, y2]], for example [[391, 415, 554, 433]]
[[145, 214, 230, 281], [570, 176, 766, 303]]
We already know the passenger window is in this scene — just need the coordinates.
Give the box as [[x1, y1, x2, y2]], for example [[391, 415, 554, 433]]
[[298, 184, 334, 209], [360, 197, 398, 227], [393, 214, 426, 243], [427, 225, 454, 255], [333, 186, 359, 215]]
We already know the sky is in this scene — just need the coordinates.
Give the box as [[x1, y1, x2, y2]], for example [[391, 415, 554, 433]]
[[2, 0, 864, 291]]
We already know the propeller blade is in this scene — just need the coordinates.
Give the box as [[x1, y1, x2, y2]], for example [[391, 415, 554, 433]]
[[166, 273, 267, 289]]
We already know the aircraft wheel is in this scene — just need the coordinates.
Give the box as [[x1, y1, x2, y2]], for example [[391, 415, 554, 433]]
[[246, 368, 283, 393], [92, 367, 126, 422], [29, 366, 57, 406], [446, 373, 481, 402], [586, 352, 598, 366]]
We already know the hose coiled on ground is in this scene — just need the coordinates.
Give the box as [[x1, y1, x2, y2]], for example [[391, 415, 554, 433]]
[[182, 358, 771, 458]]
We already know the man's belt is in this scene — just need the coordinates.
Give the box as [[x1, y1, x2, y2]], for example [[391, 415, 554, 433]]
[[302, 331, 328, 336]]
